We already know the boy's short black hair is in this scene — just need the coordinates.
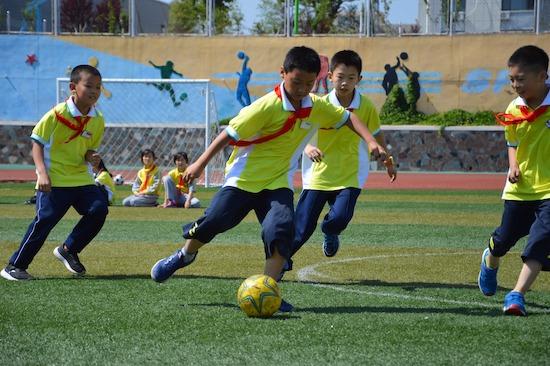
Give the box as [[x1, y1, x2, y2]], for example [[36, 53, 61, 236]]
[[330, 50, 362, 75], [173, 151, 189, 164], [140, 149, 156, 162], [70, 65, 102, 84], [508, 45, 549, 74], [283, 46, 321, 75]]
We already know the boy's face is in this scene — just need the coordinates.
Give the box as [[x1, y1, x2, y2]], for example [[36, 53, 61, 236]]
[[175, 157, 188, 171], [142, 153, 155, 167], [70, 72, 102, 110], [280, 68, 317, 105], [329, 64, 361, 99], [508, 64, 547, 101]]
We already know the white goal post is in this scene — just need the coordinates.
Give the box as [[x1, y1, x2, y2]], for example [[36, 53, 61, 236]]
[[56, 78, 226, 187]]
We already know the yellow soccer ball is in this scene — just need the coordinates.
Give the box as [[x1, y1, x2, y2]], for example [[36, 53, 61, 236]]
[[237, 275, 282, 318]]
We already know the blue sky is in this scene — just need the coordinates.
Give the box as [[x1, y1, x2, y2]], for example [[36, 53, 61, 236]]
[[159, 0, 420, 33]]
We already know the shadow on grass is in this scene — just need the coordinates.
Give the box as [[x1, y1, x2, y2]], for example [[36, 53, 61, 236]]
[[182, 302, 301, 319], [298, 305, 502, 317]]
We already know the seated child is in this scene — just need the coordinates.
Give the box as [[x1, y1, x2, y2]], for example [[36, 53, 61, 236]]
[[161, 152, 200, 208], [92, 159, 116, 205], [122, 149, 161, 207]]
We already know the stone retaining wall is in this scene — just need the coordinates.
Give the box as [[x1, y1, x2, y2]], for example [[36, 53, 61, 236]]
[[0, 125, 508, 172]]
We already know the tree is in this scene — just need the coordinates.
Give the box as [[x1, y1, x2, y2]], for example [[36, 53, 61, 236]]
[[95, 0, 123, 33], [251, 0, 286, 35], [60, 0, 93, 32], [168, 0, 243, 34]]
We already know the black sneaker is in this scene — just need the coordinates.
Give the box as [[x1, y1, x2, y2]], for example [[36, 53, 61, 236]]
[[53, 245, 86, 275], [1, 264, 33, 281]]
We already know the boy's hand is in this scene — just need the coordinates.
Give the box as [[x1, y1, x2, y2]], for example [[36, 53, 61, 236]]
[[184, 162, 204, 184], [37, 173, 52, 192], [85, 150, 101, 166], [368, 141, 387, 161], [384, 156, 397, 182], [508, 165, 520, 183], [305, 145, 324, 162]]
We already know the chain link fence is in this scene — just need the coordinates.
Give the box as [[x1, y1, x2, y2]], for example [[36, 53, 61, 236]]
[[1, 0, 549, 36]]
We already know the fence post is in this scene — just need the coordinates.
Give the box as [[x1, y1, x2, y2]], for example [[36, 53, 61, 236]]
[[6, 10, 10, 34]]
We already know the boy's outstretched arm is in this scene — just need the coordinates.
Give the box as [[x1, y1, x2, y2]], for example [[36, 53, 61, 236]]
[[184, 130, 232, 183], [507, 146, 520, 183], [32, 141, 51, 192], [345, 112, 386, 161]]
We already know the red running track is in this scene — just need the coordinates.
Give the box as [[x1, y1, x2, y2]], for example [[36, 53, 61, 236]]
[[0, 169, 506, 190]]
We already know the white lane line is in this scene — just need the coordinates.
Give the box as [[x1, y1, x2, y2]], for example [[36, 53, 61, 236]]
[[296, 251, 550, 314]]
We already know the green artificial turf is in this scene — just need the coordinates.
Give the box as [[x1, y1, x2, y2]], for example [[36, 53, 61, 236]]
[[0, 183, 548, 365]]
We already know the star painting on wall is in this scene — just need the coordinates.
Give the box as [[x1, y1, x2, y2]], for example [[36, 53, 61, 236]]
[[26, 54, 38, 65]]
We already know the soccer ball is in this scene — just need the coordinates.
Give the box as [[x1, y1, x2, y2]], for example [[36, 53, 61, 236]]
[[114, 174, 124, 185], [237, 275, 281, 318]]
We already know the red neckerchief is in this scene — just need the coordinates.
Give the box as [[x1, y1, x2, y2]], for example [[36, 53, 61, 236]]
[[229, 84, 312, 147], [55, 110, 91, 143], [494, 105, 548, 126]]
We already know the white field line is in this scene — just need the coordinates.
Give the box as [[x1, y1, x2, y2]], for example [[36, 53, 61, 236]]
[[296, 251, 550, 314]]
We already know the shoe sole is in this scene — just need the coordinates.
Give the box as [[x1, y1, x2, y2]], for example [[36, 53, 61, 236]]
[[1, 269, 18, 281], [503, 304, 527, 316], [0, 268, 32, 281], [477, 249, 495, 296], [53, 247, 86, 276]]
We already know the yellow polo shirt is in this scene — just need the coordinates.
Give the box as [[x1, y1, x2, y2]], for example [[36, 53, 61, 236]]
[[167, 168, 195, 194], [502, 91, 550, 201], [302, 90, 381, 190], [224, 82, 350, 193], [31, 98, 105, 187]]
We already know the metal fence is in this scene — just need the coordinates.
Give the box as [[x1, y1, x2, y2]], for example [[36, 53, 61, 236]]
[[1, 0, 549, 36]]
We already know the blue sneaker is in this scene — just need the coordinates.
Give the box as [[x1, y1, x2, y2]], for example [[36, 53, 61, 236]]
[[151, 249, 197, 283], [279, 299, 294, 313], [478, 248, 498, 296], [276, 259, 293, 282], [323, 233, 340, 257], [503, 291, 527, 316]]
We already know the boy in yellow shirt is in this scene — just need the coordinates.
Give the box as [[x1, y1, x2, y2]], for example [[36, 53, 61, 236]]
[[1, 65, 108, 280], [150, 46, 387, 312], [280, 50, 396, 279], [161, 152, 200, 208], [478, 45, 550, 316]]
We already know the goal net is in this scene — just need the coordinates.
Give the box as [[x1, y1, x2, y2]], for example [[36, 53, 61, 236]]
[[56, 78, 226, 187]]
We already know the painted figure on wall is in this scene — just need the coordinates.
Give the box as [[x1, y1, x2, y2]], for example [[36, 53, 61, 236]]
[[148, 60, 187, 107], [236, 51, 252, 107], [399, 52, 421, 112], [312, 54, 329, 94], [382, 57, 401, 95]]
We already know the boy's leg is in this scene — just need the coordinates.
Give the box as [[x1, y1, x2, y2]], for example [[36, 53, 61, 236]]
[[151, 187, 255, 282], [6, 189, 72, 271], [478, 200, 535, 296], [321, 188, 361, 257], [53, 186, 108, 275], [292, 189, 331, 256], [504, 199, 550, 315], [254, 188, 295, 312], [64, 185, 109, 253], [254, 188, 295, 280]]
